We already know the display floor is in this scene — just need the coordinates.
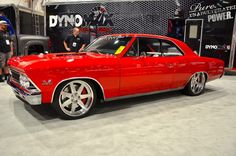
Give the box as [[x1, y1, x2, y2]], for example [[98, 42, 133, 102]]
[[0, 76, 236, 156]]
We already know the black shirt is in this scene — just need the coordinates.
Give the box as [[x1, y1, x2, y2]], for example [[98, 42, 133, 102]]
[[0, 31, 11, 53], [65, 35, 85, 52]]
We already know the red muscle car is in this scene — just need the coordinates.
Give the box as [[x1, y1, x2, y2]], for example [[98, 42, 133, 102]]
[[8, 34, 224, 119]]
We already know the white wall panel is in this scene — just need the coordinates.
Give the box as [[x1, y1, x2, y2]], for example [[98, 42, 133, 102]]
[[0, 0, 44, 13]]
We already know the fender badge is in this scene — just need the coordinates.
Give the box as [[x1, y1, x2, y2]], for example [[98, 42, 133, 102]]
[[42, 80, 52, 86]]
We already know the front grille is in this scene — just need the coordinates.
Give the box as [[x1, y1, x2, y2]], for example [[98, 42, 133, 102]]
[[10, 69, 40, 94], [11, 70, 20, 83]]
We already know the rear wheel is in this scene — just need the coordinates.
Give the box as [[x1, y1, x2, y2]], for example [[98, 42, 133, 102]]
[[183, 72, 206, 96], [52, 80, 97, 119]]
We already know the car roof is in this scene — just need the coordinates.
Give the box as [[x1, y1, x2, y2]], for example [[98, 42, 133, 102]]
[[102, 33, 197, 57], [106, 33, 176, 40]]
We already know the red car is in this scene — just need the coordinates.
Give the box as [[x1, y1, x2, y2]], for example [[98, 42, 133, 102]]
[[8, 34, 224, 119]]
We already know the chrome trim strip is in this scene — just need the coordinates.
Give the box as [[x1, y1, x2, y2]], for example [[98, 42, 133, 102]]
[[105, 87, 184, 102], [9, 68, 41, 94], [106, 71, 209, 102], [134, 36, 185, 56], [51, 77, 106, 103], [27, 76, 41, 93], [8, 81, 41, 105]]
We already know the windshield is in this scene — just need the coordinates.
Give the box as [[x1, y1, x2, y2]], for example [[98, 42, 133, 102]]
[[83, 36, 132, 55]]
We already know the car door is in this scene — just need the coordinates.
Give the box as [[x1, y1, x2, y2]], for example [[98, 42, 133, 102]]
[[137, 37, 188, 91], [159, 39, 188, 89], [137, 37, 174, 91], [119, 38, 154, 96]]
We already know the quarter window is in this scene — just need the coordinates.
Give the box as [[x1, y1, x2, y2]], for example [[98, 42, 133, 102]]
[[124, 37, 183, 57], [161, 40, 183, 57], [139, 38, 161, 57], [125, 38, 162, 57]]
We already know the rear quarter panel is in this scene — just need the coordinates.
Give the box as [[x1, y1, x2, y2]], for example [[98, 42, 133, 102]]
[[174, 39, 224, 84], [204, 57, 224, 81]]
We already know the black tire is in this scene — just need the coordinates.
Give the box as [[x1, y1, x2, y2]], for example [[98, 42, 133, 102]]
[[183, 72, 206, 96], [52, 79, 97, 119]]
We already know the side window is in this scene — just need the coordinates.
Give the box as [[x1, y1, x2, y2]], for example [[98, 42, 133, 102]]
[[139, 38, 161, 57], [124, 38, 183, 57], [161, 40, 183, 57], [125, 40, 138, 57]]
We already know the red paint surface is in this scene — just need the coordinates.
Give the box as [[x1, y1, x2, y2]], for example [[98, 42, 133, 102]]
[[8, 34, 224, 104]]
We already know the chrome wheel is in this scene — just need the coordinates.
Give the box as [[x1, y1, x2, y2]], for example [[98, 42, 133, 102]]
[[58, 80, 94, 117], [190, 72, 206, 95]]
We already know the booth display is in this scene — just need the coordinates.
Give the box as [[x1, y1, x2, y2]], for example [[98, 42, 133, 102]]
[[7, 34, 224, 119], [45, 0, 236, 71]]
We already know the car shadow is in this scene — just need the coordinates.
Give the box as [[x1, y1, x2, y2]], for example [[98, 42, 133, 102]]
[[17, 87, 219, 121]]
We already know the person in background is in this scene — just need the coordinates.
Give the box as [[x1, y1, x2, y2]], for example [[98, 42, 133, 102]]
[[63, 27, 86, 52], [0, 20, 13, 82], [0, 11, 15, 36]]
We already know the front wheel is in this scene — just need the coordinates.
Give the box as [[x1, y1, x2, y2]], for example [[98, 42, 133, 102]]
[[183, 72, 206, 96], [52, 80, 97, 119]]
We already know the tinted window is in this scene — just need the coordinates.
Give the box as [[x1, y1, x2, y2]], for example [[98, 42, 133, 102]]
[[125, 37, 162, 57], [161, 40, 183, 56], [84, 36, 131, 55], [124, 37, 183, 57], [125, 40, 138, 56], [139, 38, 161, 56]]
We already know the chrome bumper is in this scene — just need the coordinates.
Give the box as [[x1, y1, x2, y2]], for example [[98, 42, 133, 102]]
[[8, 81, 42, 105]]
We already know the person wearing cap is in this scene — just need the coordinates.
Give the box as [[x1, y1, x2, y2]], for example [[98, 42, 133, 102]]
[[0, 11, 15, 36], [0, 20, 13, 82]]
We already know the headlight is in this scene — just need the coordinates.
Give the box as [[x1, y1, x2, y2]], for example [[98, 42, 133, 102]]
[[19, 74, 30, 89]]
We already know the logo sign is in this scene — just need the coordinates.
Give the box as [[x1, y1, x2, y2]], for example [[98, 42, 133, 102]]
[[205, 45, 231, 50], [189, 1, 236, 22], [205, 45, 218, 50], [84, 5, 114, 27], [49, 14, 83, 28], [49, 5, 113, 28], [189, 2, 217, 13]]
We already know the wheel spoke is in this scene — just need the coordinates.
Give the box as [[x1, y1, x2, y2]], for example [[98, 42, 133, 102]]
[[59, 80, 95, 117], [70, 83, 76, 94], [77, 84, 84, 94], [80, 93, 92, 99], [198, 82, 204, 90], [193, 84, 198, 93], [70, 103, 78, 114], [62, 98, 72, 107], [61, 91, 72, 98], [190, 72, 206, 94], [77, 100, 88, 111]]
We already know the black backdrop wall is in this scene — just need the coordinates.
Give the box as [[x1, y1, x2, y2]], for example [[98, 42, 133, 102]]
[[46, 0, 199, 52], [46, 0, 236, 68]]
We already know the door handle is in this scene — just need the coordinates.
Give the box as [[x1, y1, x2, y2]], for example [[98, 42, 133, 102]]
[[168, 63, 175, 68], [133, 57, 141, 60]]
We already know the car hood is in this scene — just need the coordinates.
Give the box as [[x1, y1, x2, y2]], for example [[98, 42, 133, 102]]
[[8, 52, 116, 72]]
